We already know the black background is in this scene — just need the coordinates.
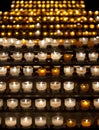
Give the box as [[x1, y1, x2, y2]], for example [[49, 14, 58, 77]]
[[0, 0, 99, 11]]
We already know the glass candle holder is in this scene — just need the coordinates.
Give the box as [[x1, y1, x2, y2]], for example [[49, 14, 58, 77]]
[[76, 52, 86, 61], [64, 66, 74, 76], [5, 117, 17, 127], [35, 116, 47, 127], [92, 82, 99, 92], [0, 99, 3, 108], [10, 66, 20, 76], [79, 37, 88, 45], [14, 39, 23, 48], [51, 39, 59, 47], [9, 81, 20, 92], [35, 98, 46, 110], [66, 119, 77, 128], [76, 66, 86, 76], [0, 81, 6, 92], [24, 52, 34, 61], [7, 98, 18, 109], [0, 52, 9, 61], [20, 98, 32, 109], [88, 52, 98, 61], [81, 119, 92, 128], [22, 81, 33, 92], [93, 98, 99, 109], [50, 98, 61, 109], [52, 116, 63, 127], [37, 68, 47, 76], [64, 98, 76, 110], [11, 52, 23, 61], [63, 81, 74, 92], [64, 54, 73, 62], [26, 40, 35, 48], [23, 66, 33, 76], [39, 39, 47, 48], [51, 51, 62, 61], [91, 66, 99, 76], [20, 116, 32, 127], [80, 100, 90, 110], [0, 67, 7, 76], [50, 81, 61, 92], [80, 84, 89, 92], [37, 52, 47, 61], [51, 68, 60, 76], [36, 81, 47, 92]]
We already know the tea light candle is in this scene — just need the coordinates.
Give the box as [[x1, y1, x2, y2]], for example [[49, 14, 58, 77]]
[[50, 81, 61, 92], [37, 52, 47, 61], [35, 116, 47, 127], [81, 119, 92, 128], [7, 98, 18, 109], [63, 81, 74, 92], [35, 23, 41, 29], [20, 98, 31, 109], [36, 81, 47, 92], [22, 81, 33, 92], [0, 99, 3, 108], [79, 37, 88, 45], [88, 52, 98, 61], [50, 98, 61, 109], [80, 84, 89, 92], [64, 66, 74, 76], [92, 82, 99, 92], [51, 51, 62, 61], [76, 52, 86, 61], [35, 30, 41, 36], [51, 39, 59, 47], [91, 66, 99, 76], [24, 52, 34, 61], [35, 98, 46, 110], [9, 81, 20, 92], [23, 66, 33, 76], [80, 100, 90, 110], [20, 116, 32, 127], [0, 81, 6, 92], [51, 68, 60, 76], [0, 67, 7, 76], [11, 52, 23, 61], [95, 16, 99, 22], [76, 66, 86, 76], [52, 116, 63, 126], [10, 66, 20, 76], [37, 68, 47, 76], [14, 39, 23, 48], [64, 54, 73, 62], [0, 52, 8, 61], [93, 98, 99, 109], [26, 40, 35, 48], [39, 40, 47, 48], [5, 117, 17, 127], [66, 119, 77, 128], [64, 98, 76, 110]]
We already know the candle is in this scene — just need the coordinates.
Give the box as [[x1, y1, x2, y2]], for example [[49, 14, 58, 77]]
[[35, 23, 41, 29], [0, 67, 7, 76], [76, 52, 86, 61], [81, 119, 92, 128], [23, 66, 33, 76], [37, 68, 47, 76], [64, 66, 74, 76], [37, 52, 47, 61], [79, 37, 88, 45], [52, 116, 63, 126], [64, 54, 73, 62], [51, 68, 60, 76], [80, 100, 90, 110], [14, 39, 23, 48], [11, 52, 23, 61], [88, 52, 98, 61], [93, 98, 99, 109], [80, 84, 89, 92], [26, 40, 35, 48], [0, 81, 6, 92], [9, 81, 20, 92], [35, 116, 46, 127], [20, 116, 32, 127], [51, 51, 62, 61], [95, 16, 99, 22], [7, 98, 18, 109], [0, 99, 3, 108], [66, 119, 77, 128], [92, 82, 99, 92], [50, 81, 61, 92], [91, 66, 99, 76], [20, 98, 31, 109], [22, 81, 33, 92], [5, 117, 17, 127], [35, 98, 46, 110], [35, 30, 41, 36], [24, 52, 34, 61], [39, 39, 47, 48], [50, 98, 61, 109], [64, 98, 76, 110], [51, 39, 59, 47], [0, 52, 8, 61], [63, 81, 74, 92], [10, 66, 20, 76], [36, 81, 47, 92], [76, 66, 86, 76]]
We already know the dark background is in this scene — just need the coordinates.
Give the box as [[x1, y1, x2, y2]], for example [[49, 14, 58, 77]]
[[0, 0, 99, 12]]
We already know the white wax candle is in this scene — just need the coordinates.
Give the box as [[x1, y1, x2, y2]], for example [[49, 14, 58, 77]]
[[64, 66, 74, 76], [93, 98, 99, 109], [63, 81, 74, 92], [39, 40, 47, 48], [0, 67, 7, 76], [35, 99, 46, 109], [37, 52, 47, 61], [35, 116, 46, 127], [7, 98, 18, 109], [92, 82, 99, 92], [0, 52, 8, 61], [0, 81, 6, 92], [14, 39, 23, 48], [36, 82, 47, 91], [50, 98, 61, 108], [23, 66, 33, 76], [20, 99, 31, 109], [76, 66, 86, 76], [50, 81, 61, 91], [10, 66, 20, 76], [12, 52, 22, 61], [51, 51, 62, 61], [35, 30, 41, 36], [24, 52, 34, 61], [9, 81, 20, 92], [26, 40, 35, 48], [91, 66, 99, 76], [52, 116, 63, 126], [79, 37, 88, 45], [88, 52, 98, 61], [76, 52, 86, 61], [20, 116, 32, 127], [64, 98, 76, 109], [5, 117, 17, 127], [22, 81, 33, 92]]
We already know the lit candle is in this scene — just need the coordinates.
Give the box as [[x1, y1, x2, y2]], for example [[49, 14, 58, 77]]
[[7, 98, 18, 109], [26, 40, 35, 48], [0, 81, 6, 92], [80, 84, 89, 92], [91, 66, 99, 76], [11, 52, 23, 61], [9, 81, 20, 92], [37, 68, 46, 76], [39, 40, 47, 48], [52, 116, 63, 126], [20, 116, 32, 127], [35, 23, 41, 29], [20, 98, 31, 109], [35, 30, 41, 36], [0, 67, 7, 76], [79, 37, 88, 45], [37, 52, 47, 61], [51, 39, 59, 47], [14, 39, 23, 48], [24, 52, 34, 61], [64, 98, 76, 110], [63, 81, 74, 92], [81, 119, 92, 128], [66, 119, 77, 128], [64, 54, 73, 62], [80, 100, 90, 110], [10, 66, 20, 76], [88, 52, 98, 61], [22, 81, 33, 92], [51, 68, 60, 76], [50, 98, 61, 109], [95, 16, 99, 22], [92, 82, 99, 92], [5, 117, 17, 127], [35, 98, 46, 110], [64, 66, 74, 76], [51, 51, 62, 61], [50, 81, 61, 92], [0, 52, 8, 61], [35, 116, 47, 127], [93, 98, 99, 109], [36, 81, 47, 92], [23, 66, 33, 76], [76, 52, 86, 61], [76, 66, 86, 76]]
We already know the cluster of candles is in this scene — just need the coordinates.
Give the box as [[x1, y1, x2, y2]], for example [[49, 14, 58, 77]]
[[0, 81, 99, 93], [0, 115, 99, 128], [0, 98, 99, 110]]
